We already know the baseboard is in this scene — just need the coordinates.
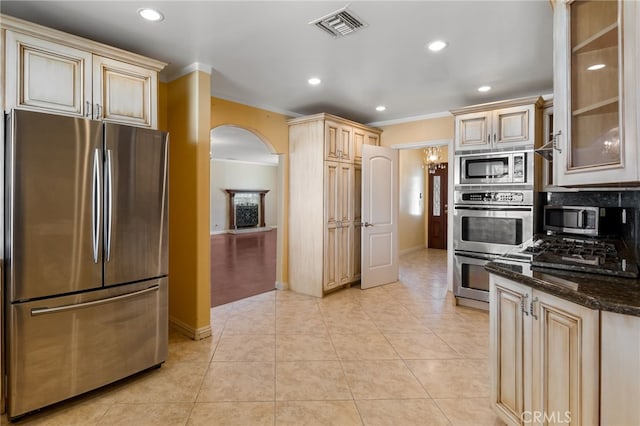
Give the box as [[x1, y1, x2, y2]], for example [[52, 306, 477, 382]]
[[399, 245, 424, 256], [169, 316, 212, 341], [275, 281, 288, 290], [210, 230, 227, 235]]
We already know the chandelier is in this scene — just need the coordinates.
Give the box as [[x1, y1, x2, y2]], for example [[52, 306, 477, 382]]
[[422, 146, 445, 174]]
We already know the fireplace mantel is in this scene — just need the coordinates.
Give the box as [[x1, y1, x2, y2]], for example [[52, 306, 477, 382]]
[[225, 189, 270, 229]]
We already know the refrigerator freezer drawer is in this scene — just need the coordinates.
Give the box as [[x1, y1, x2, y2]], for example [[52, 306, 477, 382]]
[[7, 278, 168, 419]]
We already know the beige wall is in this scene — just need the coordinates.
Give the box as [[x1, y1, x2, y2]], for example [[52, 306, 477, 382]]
[[163, 71, 212, 338], [379, 115, 454, 250], [398, 149, 426, 252], [380, 116, 454, 146]]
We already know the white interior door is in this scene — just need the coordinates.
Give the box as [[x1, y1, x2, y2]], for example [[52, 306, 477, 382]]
[[361, 145, 398, 289]]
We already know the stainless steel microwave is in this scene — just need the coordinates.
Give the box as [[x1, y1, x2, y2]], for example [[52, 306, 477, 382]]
[[543, 205, 624, 237], [456, 151, 531, 185]]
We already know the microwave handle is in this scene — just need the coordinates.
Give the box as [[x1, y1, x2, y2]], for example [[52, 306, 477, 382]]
[[577, 210, 585, 228]]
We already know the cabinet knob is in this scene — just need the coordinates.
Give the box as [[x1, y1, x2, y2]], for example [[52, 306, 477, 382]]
[[95, 104, 102, 120], [85, 101, 91, 118]]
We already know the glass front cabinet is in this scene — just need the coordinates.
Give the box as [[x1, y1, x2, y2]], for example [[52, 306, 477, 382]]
[[553, 0, 639, 186]]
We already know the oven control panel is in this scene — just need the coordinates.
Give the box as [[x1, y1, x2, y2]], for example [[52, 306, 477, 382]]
[[459, 192, 526, 204]]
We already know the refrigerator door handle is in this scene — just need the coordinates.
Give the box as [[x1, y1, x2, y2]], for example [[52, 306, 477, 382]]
[[92, 148, 101, 263], [106, 149, 113, 262], [30, 285, 160, 316]]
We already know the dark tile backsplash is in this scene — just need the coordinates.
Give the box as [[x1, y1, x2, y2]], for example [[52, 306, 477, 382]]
[[542, 190, 640, 258]]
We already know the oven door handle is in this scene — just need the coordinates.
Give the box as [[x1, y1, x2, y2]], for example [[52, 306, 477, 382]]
[[453, 251, 497, 261], [454, 206, 532, 212]]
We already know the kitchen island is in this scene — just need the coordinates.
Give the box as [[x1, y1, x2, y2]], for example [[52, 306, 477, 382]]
[[487, 261, 640, 426]]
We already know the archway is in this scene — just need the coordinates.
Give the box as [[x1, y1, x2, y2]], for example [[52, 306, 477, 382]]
[[209, 125, 281, 306]]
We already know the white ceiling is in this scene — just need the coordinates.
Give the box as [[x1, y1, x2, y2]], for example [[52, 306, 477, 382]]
[[1, 1, 554, 162]]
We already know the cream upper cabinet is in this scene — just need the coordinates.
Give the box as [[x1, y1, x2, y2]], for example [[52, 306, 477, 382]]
[[552, 0, 640, 185], [93, 55, 156, 128], [325, 120, 352, 162], [5, 31, 92, 117], [490, 275, 599, 426], [2, 15, 165, 128], [452, 97, 543, 152], [353, 128, 379, 163]]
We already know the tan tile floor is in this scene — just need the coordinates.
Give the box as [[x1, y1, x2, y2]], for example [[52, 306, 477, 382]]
[[3, 249, 504, 425]]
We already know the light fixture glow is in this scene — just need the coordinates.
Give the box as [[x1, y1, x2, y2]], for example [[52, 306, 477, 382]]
[[308, 77, 321, 85], [376, 105, 386, 112], [427, 40, 447, 52], [138, 8, 164, 22], [478, 85, 492, 92], [587, 63, 606, 71]]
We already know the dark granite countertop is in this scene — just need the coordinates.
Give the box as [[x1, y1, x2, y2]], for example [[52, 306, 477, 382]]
[[486, 261, 640, 317]]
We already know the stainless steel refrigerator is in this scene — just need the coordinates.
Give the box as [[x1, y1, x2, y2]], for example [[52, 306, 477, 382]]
[[4, 109, 169, 419]]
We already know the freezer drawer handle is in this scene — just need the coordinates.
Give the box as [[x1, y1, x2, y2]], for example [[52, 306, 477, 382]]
[[92, 149, 101, 263], [30, 285, 159, 316]]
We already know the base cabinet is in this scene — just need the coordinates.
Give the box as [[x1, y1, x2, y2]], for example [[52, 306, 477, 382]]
[[288, 113, 380, 297], [490, 275, 599, 426], [600, 311, 640, 426]]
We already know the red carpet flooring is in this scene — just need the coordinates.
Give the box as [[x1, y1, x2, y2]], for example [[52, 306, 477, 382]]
[[210, 229, 277, 307]]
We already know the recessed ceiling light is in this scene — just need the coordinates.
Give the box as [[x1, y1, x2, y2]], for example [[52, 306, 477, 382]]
[[478, 86, 492, 92], [427, 40, 447, 52], [138, 8, 164, 22], [308, 77, 321, 85], [587, 63, 606, 71], [376, 106, 386, 112]]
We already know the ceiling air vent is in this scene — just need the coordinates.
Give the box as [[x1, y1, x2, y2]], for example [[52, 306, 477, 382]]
[[310, 7, 367, 38]]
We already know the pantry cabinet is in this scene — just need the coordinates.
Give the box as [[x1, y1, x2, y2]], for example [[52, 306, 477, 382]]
[[451, 96, 543, 152], [2, 15, 165, 128], [288, 113, 381, 297], [490, 275, 599, 426], [552, 0, 640, 185]]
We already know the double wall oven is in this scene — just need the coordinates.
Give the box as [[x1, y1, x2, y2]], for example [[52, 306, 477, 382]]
[[453, 150, 535, 304]]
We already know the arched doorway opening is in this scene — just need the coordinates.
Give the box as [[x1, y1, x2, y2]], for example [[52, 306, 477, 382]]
[[209, 125, 281, 306]]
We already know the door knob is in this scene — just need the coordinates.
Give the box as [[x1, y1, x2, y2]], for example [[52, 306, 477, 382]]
[[363, 222, 374, 227]]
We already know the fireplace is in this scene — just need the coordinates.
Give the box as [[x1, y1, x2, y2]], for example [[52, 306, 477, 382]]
[[225, 189, 269, 230]]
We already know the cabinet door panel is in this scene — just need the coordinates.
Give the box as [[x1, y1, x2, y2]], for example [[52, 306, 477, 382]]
[[93, 56, 156, 128], [323, 226, 339, 290], [490, 278, 529, 426], [455, 112, 490, 150], [495, 106, 530, 146], [325, 162, 340, 224], [531, 291, 599, 426], [339, 126, 352, 162], [337, 225, 352, 284], [6, 31, 91, 116], [353, 165, 362, 278], [338, 163, 353, 223]]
